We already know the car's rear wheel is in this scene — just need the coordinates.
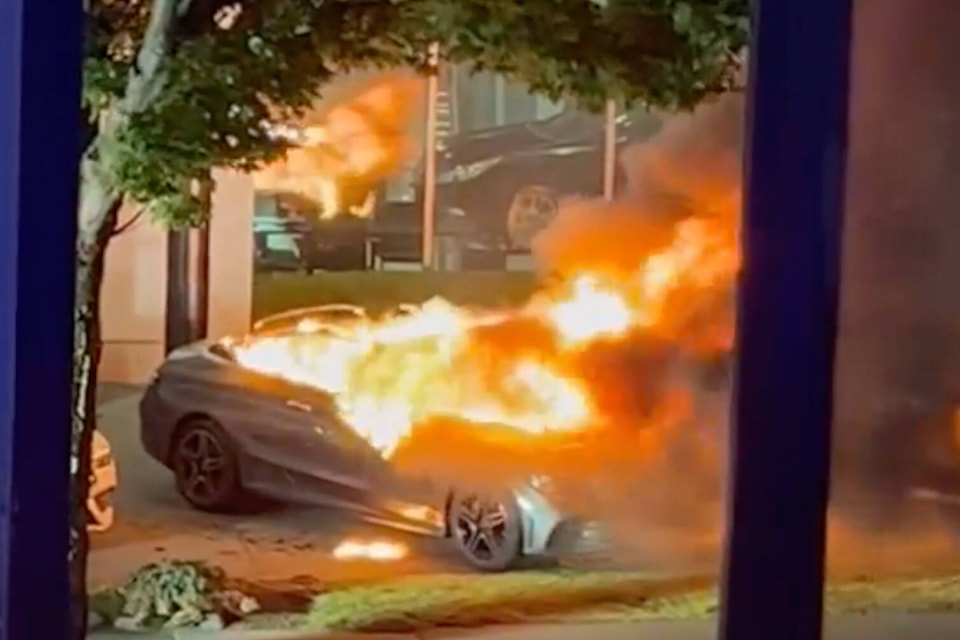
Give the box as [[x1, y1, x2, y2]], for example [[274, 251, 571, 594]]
[[170, 417, 245, 513], [447, 492, 523, 572]]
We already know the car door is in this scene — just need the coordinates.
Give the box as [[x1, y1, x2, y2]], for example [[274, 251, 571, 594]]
[[224, 367, 382, 509], [225, 363, 446, 530], [282, 389, 449, 531]]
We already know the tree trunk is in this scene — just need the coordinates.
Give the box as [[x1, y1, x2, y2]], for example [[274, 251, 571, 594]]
[[70, 168, 121, 639], [69, 1, 180, 634]]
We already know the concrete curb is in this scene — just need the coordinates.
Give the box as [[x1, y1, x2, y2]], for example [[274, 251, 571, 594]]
[[90, 628, 414, 640], [88, 613, 960, 640], [173, 630, 413, 640]]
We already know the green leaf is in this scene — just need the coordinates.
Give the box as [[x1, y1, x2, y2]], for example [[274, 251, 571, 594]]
[[674, 2, 694, 33]]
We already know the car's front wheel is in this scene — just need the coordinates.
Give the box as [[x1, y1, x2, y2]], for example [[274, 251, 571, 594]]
[[170, 417, 246, 513], [447, 492, 523, 572]]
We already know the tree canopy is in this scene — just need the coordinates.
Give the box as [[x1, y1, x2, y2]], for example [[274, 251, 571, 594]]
[[83, 0, 749, 226]]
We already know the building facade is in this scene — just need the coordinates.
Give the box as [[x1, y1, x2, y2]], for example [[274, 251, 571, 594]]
[[99, 170, 255, 383]]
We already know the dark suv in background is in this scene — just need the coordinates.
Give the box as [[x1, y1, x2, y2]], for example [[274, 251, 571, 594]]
[[417, 107, 662, 249]]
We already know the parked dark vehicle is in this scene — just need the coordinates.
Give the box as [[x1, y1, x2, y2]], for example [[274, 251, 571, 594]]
[[253, 215, 366, 273], [253, 217, 315, 273], [417, 108, 662, 248]]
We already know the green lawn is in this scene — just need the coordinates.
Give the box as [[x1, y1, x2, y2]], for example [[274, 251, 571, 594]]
[[252, 271, 539, 320], [301, 570, 960, 633]]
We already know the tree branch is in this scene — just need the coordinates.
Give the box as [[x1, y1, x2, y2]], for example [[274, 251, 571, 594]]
[[138, 0, 180, 75], [125, 0, 182, 110], [111, 206, 146, 236]]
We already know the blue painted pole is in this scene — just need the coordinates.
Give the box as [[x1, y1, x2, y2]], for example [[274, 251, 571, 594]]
[[0, 0, 83, 636], [718, 1, 853, 639]]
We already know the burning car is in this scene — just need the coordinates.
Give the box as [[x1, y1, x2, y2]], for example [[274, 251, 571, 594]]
[[139, 334, 604, 571], [143, 152, 742, 569]]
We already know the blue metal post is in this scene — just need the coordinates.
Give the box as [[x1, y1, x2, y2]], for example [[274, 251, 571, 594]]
[[718, 1, 853, 639], [0, 0, 83, 636]]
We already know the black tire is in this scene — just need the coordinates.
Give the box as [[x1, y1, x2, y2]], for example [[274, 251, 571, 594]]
[[170, 416, 246, 513], [447, 492, 523, 572]]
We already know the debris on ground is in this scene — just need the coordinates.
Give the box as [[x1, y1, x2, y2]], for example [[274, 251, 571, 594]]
[[92, 560, 260, 630]]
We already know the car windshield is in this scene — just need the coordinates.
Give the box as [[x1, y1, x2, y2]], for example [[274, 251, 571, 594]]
[[253, 305, 368, 335], [524, 108, 604, 143], [524, 106, 655, 144]]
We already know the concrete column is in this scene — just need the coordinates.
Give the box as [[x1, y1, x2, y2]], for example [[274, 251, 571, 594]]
[[718, 1, 853, 639], [494, 75, 506, 125], [207, 169, 254, 337]]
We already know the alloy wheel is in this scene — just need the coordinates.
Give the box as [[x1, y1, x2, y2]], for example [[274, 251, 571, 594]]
[[452, 495, 512, 563], [175, 428, 229, 505]]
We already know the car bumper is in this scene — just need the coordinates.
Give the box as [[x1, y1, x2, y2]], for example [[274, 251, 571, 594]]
[[547, 519, 610, 556], [514, 484, 611, 557]]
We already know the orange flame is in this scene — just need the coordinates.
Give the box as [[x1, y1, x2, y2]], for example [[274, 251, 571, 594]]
[[232, 209, 739, 458], [332, 539, 409, 561], [255, 72, 424, 218]]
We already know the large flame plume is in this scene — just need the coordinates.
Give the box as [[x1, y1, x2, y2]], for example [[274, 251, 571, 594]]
[[235, 97, 743, 473], [254, 71, 424, 218]]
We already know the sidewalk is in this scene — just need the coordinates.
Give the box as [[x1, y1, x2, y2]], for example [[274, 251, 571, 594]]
[[90, 613, 960, 640], [97, 383, 144, 407]]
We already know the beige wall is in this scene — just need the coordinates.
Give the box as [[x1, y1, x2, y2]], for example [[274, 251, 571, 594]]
[[99, 170, 255, 384], [207, 170, 254, 339], [99, 205, 168, 384]]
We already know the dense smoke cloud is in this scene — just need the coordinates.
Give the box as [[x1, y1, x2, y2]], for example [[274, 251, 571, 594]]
[[519, 53, 960, 571], [531, 95, 743, 277], [482, 95, 745, 569]]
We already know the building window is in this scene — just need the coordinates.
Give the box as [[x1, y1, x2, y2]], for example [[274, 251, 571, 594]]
[[454, 67, 563, 132]]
